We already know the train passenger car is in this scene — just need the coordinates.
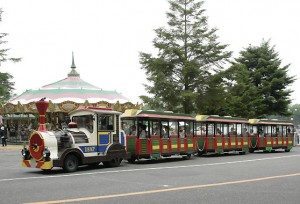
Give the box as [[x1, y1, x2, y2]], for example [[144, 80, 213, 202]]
[[121, 109, 195, 162], [194, 115, 250, 155], [21, 100, 128, 172], [248, 119, 294, 152]]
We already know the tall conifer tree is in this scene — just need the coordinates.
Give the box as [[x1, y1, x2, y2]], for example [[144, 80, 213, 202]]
[[139, 0, 231, 113], [222, 40, 295, 118]]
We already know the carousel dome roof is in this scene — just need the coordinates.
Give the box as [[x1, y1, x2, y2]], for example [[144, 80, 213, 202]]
[[10, 53, 130, 104]]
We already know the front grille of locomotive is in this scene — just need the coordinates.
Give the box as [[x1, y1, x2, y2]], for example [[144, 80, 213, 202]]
[[29, 132, 45, 161]]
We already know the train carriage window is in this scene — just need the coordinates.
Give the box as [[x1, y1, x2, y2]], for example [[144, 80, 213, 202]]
[[178, 121, 185, 138], [185, 121, 193, 137], [195, 122, 206, 136], [276, 125, 282, 136], [266, 125, 272, 136], [241, 124, 249, 136], [282, 125, 287, 137], [122, 119, 136, 136], [161, 121, 169, 138], [138, 120, 149, 138], [229, 123, 237, 136], [223, 124, 229, 137], [282, 126, 287, 137], [98, 114, 114, 131], [151, 121, 160, 136], [236, 124, 242, 136], [271, 126, 277, 137], [169, 120, 178, 137], [207, 123, 214, 136], [250, 126, 258, 136], [215, 123, 222, 136]]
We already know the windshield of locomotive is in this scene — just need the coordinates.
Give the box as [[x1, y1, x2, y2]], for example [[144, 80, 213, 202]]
[[72, 115, 94, 133]]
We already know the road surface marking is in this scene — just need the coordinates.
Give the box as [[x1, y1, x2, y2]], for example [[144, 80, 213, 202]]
[[1, 154, 300, 182], [25, 172, 300, 204]]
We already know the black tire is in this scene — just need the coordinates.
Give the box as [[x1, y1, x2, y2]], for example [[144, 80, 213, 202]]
[[63, 154, 79, 173], [127, 157, 136, 163], [249, 148, 254, 153], [197, 151, 203, 156], [103, 158, 122, 168], [183, 154, 191, 160], [42, 169, 52, 173], [285, 148, 290, 152], [88, 163, 100, 168]]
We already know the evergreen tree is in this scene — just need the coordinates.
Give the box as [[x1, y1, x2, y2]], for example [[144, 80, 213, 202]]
[[222, 40, 295, 118], [0, 8, 21, 103], [139, 0, 231, 114]]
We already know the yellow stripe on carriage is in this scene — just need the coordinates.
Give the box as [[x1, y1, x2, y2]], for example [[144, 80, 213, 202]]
[[163, 145, 168, 149], [267, 142, 271, 145], [243, 142, 248, 145], [171, 144, 178, 148], [217, 143, 222, 147], [152, 145, 160, 150], [188, 143, 193, 148]]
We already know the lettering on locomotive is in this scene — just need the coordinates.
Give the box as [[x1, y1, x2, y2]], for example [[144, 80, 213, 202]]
[[85, 146, 96, 152]]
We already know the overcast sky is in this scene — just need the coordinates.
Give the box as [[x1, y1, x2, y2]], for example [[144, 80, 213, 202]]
[[1, 0, 300, 105]]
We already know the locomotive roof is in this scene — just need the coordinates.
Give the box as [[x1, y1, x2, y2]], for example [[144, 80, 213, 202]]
[[195, 115, 249, 123], [249, 118, 293, 125], [121, 109, 195, 120], [69, 106, 122, 116]]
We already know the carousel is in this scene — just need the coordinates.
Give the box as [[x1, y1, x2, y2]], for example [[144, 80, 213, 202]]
[[0, 54, 141, 142]]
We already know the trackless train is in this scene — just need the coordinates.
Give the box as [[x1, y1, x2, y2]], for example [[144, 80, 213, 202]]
[[22, 100, 128, 172], [21, 100, 295, 172]]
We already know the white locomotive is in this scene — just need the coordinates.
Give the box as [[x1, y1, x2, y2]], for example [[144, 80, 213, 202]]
[[21, 100, 128, 172]]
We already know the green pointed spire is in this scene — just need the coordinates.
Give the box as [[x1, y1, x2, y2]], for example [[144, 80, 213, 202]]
[[68, 52, 80, 77]]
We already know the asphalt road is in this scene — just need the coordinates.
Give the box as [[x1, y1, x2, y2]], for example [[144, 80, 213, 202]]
[[1, 146, 300, 204]]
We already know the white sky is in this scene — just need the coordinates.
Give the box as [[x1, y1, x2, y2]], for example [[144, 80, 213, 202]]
[[1, 0, 300, 104]]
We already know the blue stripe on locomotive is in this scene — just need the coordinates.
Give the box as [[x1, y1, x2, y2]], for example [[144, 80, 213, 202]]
[[79, 145, 108, 153], [99, 132, 110, 145], [121, 131, 125, 146]]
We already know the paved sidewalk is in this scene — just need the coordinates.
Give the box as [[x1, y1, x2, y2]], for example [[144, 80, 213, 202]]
[[0, 145, 23, 151]]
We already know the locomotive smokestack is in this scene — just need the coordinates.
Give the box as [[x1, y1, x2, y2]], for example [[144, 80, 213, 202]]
[[35, 98, 49, 132]]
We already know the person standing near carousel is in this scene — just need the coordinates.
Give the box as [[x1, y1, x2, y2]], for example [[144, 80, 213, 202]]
[[0, 125, 7, 147]]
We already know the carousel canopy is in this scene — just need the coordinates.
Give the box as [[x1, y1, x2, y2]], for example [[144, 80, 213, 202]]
[[10, 53, 129, 104], [1, 53, 138, 114]]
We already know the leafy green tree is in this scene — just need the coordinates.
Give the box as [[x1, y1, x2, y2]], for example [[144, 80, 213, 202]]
[[139, 0, 231, 114], [0, 72, 15, 103], [222, 40, 295, 118], [0, 8, 21, 103]]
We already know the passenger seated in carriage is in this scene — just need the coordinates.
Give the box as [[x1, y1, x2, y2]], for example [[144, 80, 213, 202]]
[[129, 125, 136, 135], [230, 127, 237, 136], [179, 128, 185, 138], [139, 125, 147, 138], [162, 126, 169, 138], [242, 128, 249, 136], [216, 128, 222, 136]]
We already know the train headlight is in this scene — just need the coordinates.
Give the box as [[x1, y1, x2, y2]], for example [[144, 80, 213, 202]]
[[42, 148, 51, 161], [21, 148, 30, 160]]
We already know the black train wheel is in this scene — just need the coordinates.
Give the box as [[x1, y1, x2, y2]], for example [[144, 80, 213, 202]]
[[63, 154, 79, 172], [103, 158, 122, 168]]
